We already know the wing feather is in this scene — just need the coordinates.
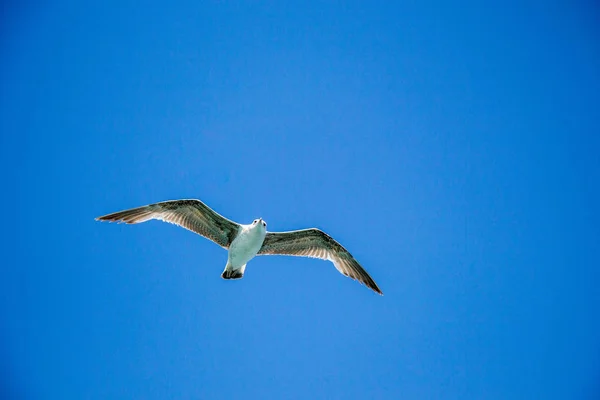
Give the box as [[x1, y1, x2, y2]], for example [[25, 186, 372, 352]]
[[95, 199, 240, 249], [257, 229, 382, 294]]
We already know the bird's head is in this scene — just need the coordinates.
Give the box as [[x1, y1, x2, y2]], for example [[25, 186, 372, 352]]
[[252, 218, 267, 230]]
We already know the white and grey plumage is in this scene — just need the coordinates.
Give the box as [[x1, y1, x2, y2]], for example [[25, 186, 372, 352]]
[[96, 199, 382, 294]]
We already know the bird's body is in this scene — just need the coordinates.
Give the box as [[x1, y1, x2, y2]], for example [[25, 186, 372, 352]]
[[222, 220, 267, 279], [96, 198, 382, 294]]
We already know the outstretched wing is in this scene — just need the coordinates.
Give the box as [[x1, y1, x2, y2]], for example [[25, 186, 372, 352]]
[[257, 228, 382, 294], [96, 199, 240, 249]]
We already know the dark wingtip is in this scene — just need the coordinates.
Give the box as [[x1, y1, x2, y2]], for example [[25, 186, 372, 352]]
[[368, 283, 384, 296], [361, 275, 383, 296], [95, 215, 114, 222], [95, 214, 127, 223]]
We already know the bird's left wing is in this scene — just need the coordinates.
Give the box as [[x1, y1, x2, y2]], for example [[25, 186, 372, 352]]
[[96, 199, 240, 249], [257, 228, 382, 294]]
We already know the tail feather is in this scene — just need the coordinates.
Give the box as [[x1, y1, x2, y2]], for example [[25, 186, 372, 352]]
[[221, 265, 245, 280]]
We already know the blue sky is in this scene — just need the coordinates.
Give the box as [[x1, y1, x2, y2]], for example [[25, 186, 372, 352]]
[[1, 1, 599, 399]]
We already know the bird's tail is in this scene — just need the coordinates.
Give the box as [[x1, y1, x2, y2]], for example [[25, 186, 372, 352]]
[[221, 264, 246, 280]]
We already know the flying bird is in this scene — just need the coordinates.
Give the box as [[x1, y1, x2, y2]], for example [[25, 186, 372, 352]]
[[96, 199, 382, 294]]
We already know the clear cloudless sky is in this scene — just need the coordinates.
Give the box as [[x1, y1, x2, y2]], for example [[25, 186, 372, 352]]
[[1, 1, 599, 399]]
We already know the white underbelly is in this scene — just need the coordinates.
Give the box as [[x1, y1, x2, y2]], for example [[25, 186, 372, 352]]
[[227, 229, 265, 268]]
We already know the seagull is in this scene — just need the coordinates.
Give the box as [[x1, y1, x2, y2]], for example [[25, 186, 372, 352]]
[[96, 199, 382, 294]]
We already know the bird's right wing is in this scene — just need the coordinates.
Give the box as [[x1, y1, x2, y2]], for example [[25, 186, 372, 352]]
[[258, 228, 382, 294], [96, 199, 241, 249]]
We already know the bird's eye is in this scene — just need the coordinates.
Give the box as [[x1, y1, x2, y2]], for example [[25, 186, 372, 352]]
[[253, 220, 257, 224], [262, 222, 266, 227]]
